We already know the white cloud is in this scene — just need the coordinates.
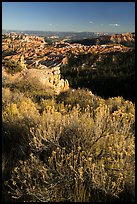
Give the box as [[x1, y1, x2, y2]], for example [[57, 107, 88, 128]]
[[109, 23, 120, 27], [49, 23, 52, 26], [89, 21, 93, 23]]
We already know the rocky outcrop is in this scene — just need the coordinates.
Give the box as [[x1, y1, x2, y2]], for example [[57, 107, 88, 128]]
[[110, 33, 135, 44], [17, 66, 69, 95], [62, 56, 68, 65], [69, 33, 135, 46], [19, 55, 26, 69]]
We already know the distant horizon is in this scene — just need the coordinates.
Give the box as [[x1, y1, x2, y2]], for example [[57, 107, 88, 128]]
[[2, 2, 135, 33], [2, 28, 135, 35]]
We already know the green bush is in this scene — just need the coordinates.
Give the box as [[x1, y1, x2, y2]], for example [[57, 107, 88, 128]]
[[4, 59, 23, 74], [2, 50, 16, 58]]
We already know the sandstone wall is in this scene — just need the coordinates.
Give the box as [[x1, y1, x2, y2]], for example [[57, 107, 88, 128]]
[[17, 66, 69, 95]]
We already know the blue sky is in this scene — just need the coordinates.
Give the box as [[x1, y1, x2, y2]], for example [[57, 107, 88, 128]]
[[2, 2, 135, 33]]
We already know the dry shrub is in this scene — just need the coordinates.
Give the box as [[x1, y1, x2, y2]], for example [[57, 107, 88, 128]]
[[2, 85, 135, 202], [5, 96, 135, 202]]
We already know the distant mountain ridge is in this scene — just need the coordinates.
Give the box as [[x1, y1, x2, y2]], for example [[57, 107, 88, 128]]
[[2, 29, 115, 39], [2, 29, 98, 38], [68, 32, 135, 47]]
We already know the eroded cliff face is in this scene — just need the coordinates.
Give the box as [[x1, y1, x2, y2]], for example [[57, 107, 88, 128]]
[[17, 66, 69, 95], [110, 33, 135, 44]]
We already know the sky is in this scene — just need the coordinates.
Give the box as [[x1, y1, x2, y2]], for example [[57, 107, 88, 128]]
[[2, 2, 135, 33]]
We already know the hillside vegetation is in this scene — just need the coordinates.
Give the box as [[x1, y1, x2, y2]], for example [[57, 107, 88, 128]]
[[2, 65, 135, 202], [61, 50, 135, 102]]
